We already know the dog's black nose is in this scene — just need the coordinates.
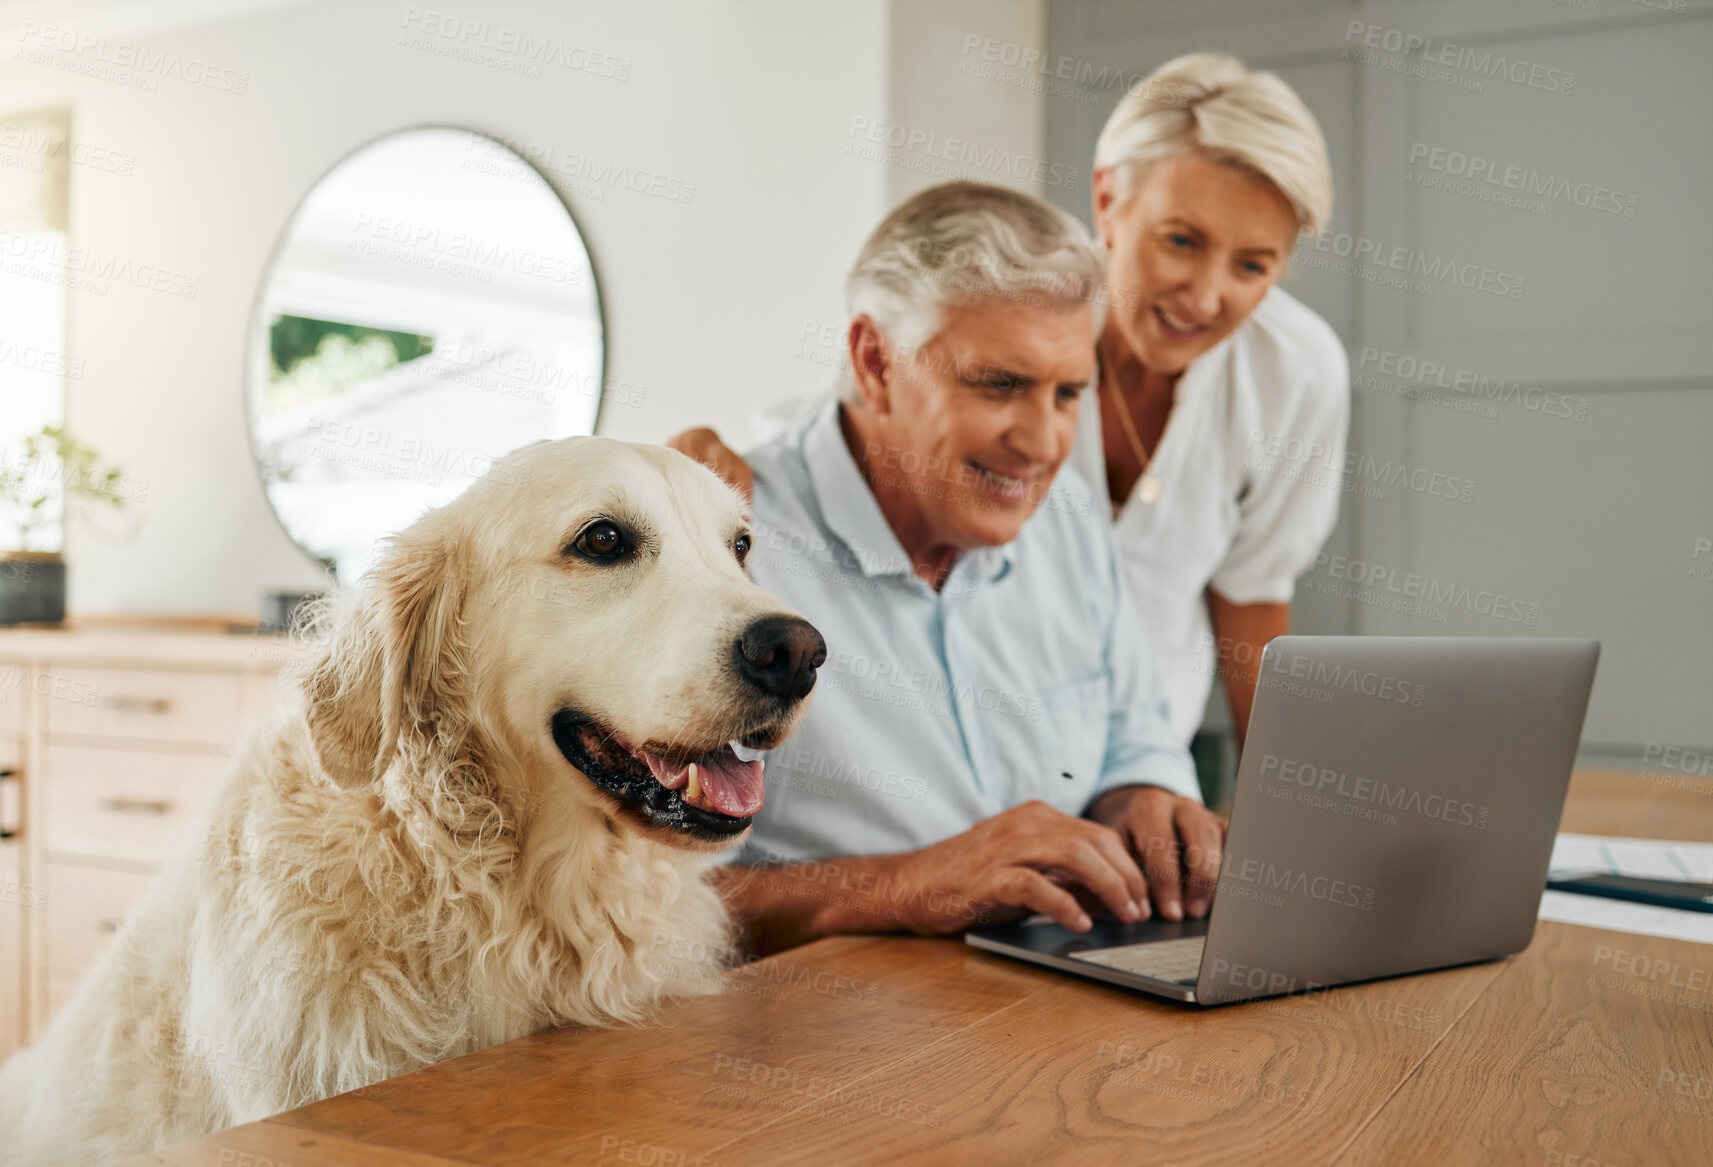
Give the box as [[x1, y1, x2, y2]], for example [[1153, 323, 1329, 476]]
[[735, 615, 827, 702]]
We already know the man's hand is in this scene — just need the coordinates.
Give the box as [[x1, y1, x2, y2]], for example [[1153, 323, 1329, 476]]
[[1087, 785, 1227, 921], [665, 427, 754, 499], [711, 801, 1150, 956], [889, 799, 1148, 934]]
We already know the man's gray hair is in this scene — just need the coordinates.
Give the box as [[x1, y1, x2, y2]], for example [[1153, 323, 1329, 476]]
[[838, 181, 1106, 401]]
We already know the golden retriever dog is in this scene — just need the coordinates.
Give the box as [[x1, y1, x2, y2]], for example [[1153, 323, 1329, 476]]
[[0, 438, 826, 1167]]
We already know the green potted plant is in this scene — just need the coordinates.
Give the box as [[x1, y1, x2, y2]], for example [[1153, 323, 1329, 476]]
[[0, 425, 134, 625]]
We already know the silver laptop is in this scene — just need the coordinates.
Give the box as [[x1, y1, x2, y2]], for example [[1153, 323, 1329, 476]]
[[965, 636, 1600, 1005]]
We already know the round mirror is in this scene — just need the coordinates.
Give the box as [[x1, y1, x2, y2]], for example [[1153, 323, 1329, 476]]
[[247, 126, 604, 584]]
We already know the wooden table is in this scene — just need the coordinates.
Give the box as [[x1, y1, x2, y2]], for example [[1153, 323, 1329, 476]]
[[122, 771, 1713, 1166]]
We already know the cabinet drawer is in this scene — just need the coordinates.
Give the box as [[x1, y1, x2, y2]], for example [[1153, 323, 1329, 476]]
[[45, 745, 226, 865], [1, 838, 24, 1062], [43, 860, 157, 981], [0, 737, 20, 839], [45, 667, 242, 747], [0, 664, 23, 734]]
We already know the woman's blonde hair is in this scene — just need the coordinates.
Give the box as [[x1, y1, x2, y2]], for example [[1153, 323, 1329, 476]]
[[1094, 52, 1333, 235]]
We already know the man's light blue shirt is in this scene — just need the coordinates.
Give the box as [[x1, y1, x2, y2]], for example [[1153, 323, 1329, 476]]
[[735, 398, 1199, 866]]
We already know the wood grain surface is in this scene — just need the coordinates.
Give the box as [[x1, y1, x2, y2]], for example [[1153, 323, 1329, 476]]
[[111, 770, 1713, 1166]]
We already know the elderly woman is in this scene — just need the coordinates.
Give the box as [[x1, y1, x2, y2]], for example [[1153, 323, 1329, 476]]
[[673, 53, 1347, 752]]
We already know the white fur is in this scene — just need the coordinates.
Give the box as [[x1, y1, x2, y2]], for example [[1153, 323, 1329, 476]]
[[0, 438, 813, 1166]]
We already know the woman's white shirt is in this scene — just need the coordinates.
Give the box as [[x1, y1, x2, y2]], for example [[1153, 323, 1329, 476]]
[[1066, 285, 1349, 743], [751, 284, 1350, 745]]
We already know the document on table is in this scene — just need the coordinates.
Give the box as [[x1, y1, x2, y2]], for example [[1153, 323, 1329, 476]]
[[1539, 833, 1713, 945]]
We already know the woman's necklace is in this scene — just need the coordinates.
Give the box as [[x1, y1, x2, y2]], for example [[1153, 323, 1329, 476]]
[[1102, 360, 1163, 507]]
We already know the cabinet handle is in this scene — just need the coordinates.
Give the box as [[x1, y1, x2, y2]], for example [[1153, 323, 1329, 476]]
[[0, 768, 17, 837], [96, 918, 121, 935], [99, 695, 172, 715], [99, 797, 174, 816]]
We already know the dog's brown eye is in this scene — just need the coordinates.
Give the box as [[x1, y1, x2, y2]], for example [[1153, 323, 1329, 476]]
[[574, 520, 631, 561], [734, 532, 751, 565]]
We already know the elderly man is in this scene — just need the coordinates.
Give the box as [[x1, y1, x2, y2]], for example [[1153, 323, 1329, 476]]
[[695, 182, 1225, 957]]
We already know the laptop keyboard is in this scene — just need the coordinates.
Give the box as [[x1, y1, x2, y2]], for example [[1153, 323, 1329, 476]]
[[1068, 937, 1205, 984]]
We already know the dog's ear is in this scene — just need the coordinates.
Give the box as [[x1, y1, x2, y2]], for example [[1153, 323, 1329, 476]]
[[303, 529, 467, 788]]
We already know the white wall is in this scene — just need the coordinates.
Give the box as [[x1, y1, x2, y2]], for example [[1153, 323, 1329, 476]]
[[0, 0, 895, 612], [884, 0, 1047, 206]]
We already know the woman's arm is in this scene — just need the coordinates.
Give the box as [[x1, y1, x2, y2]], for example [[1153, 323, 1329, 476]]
[[1205, 591, 1289, 749]]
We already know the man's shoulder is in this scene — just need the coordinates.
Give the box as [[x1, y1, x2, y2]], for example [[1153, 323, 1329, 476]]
[[743, 414, 819, 524], [740, 408, 850, 582]]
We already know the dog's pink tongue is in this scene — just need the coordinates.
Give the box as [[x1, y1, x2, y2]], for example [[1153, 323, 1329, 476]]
[[643, 754, 688, 790], [696, 754, 765, 818]]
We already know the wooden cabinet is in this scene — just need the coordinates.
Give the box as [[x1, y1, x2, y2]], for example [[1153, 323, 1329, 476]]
[[0, 626, 302, 1063]]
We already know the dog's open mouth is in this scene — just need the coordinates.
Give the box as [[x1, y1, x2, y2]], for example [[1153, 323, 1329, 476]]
[[550, 711, 770, 839]]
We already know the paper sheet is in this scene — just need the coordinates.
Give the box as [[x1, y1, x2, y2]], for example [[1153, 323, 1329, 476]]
[[1539, 833, 1713, 945]]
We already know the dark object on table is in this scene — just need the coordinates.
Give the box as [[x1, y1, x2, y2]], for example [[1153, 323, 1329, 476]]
[[258, 589, 323, 634], [1546, 872, 1713, 914], [0, 552, 67, 625]]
